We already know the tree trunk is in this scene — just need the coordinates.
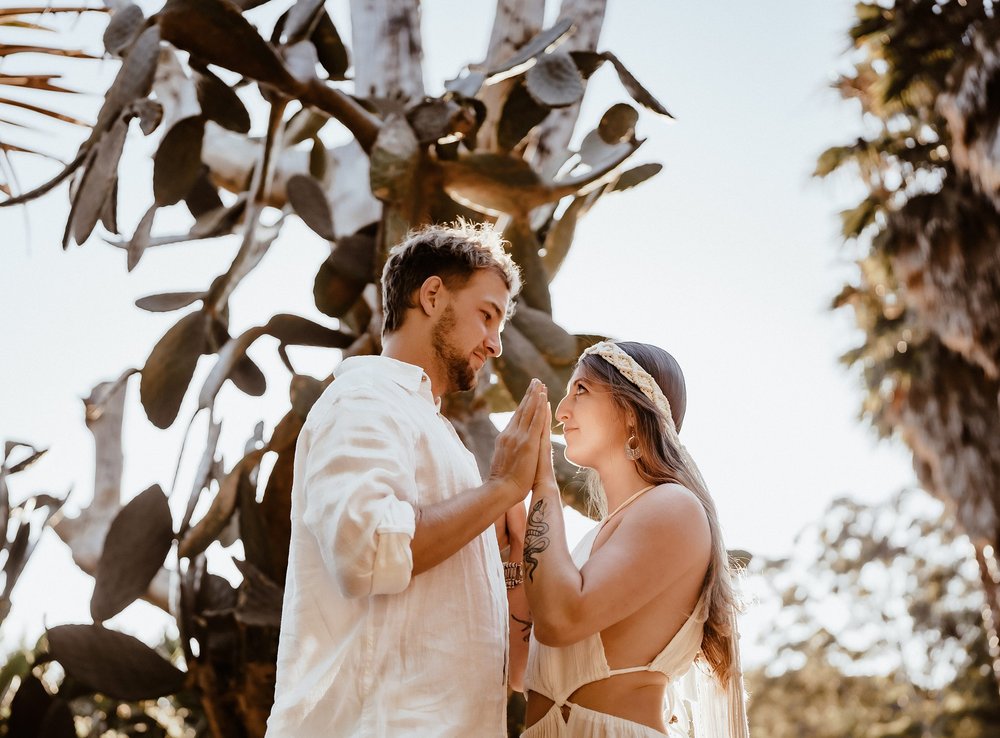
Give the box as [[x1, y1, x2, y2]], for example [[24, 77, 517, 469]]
[[476, 0, 545, 151], [888, 185, 1000, 382], [349, 0, 425, 101], [975, 543, 1000, 697], [886, 340, 1000, 697], [530, 0, 607, 179]]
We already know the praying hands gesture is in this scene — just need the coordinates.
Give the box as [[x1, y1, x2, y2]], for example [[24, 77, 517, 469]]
[[488, 378, 551, 691], [489, 378, 550, 505]]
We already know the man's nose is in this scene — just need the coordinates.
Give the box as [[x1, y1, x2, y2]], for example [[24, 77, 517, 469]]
[[486, 328, 502, 357]]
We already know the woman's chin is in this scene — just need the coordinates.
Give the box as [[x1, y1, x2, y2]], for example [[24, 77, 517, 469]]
[[561, 447, 585, 469]]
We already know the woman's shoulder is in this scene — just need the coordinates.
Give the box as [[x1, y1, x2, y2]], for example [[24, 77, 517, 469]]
[[646, 482, 705, 514], [628, 483, 710, 539]]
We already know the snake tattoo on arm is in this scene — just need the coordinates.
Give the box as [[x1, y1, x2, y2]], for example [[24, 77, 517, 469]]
[[523, 499, 550, 582]]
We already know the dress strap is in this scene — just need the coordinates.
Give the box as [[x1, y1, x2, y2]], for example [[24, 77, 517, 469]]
[[606, 665, 654, 676], [597, 484, 656, 534]]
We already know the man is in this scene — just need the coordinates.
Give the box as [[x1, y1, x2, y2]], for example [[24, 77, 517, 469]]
[[267, 221, 547, 737]]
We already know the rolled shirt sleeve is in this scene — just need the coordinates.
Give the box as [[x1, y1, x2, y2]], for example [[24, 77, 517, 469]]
[[301, 391, 419, 598]]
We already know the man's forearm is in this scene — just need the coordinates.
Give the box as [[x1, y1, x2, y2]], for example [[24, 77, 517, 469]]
[[507, 575, 531, 692], [410, 478, 522, 575]]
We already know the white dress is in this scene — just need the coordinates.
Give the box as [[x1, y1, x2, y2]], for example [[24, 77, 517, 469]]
[[522, 508, 708, 738]]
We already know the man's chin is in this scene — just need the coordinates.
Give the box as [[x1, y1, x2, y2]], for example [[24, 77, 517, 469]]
[[448, 366, 478, 393]]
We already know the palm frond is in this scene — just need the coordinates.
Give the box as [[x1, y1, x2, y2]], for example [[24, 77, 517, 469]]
[[0, 5, 104, 195], [0, 6, 106, 19]]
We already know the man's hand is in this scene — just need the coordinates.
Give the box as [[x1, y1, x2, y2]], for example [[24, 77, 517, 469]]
[[489, 378, 549, 506], [506, 500, 527, 550], [412, 381, 549, 577]]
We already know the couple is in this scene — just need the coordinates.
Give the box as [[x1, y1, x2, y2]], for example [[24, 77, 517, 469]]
[[265, 222, 749, 738]]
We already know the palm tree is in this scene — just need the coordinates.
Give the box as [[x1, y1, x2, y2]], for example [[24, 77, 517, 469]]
[[819, 0, 1000, 693], [0, 5, 101, 195]]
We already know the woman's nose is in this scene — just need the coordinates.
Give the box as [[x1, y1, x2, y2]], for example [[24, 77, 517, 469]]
[[554, 396, 569, 423]]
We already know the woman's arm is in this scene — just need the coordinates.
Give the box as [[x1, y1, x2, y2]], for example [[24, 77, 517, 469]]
[[522, 493, 582, 646], [521, 427, 585, 645]]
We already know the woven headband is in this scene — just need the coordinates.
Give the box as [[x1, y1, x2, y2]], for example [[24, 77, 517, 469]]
[[581, 341, 677, 434]]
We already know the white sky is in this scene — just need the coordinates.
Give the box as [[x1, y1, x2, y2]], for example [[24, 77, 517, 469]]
[[0, 1, 917, 659]]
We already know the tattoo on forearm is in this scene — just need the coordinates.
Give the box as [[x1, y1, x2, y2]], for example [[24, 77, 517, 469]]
[[523, 500, 550, 582], [512, 612, 533, 643]]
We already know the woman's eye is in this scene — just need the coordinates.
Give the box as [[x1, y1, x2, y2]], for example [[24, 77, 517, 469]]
[[575, 384, 587, 395]]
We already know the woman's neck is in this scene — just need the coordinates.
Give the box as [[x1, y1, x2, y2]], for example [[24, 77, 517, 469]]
[[597, 458, 651, 517]]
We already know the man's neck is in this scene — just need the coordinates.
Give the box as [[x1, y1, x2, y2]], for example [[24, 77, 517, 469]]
[[381, 332, 447, 400]]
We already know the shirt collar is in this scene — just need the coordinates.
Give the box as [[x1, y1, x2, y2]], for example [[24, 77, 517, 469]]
[[336, 355, 440, 410]]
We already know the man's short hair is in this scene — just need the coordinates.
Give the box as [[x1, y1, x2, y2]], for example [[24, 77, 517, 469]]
[[381, 220, 522, 334]]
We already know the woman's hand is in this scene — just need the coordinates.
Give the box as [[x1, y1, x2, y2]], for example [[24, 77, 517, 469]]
[[533, 403, 558, 493]]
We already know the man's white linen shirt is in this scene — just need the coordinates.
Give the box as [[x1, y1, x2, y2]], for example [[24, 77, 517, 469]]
[[266, 355, 509, 738]]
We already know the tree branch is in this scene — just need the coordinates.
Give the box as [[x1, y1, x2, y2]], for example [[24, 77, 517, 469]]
[[51, 371, 172, 612], [298, 77, 381, 152]]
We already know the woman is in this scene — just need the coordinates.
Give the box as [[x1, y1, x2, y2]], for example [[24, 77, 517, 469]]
[[520, 340, 749, 737]]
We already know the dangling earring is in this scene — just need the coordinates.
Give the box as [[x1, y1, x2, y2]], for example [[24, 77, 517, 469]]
[[625, 434, 642, 461]]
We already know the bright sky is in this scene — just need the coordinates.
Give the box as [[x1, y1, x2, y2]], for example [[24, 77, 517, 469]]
[[0, 1, 917, 659]]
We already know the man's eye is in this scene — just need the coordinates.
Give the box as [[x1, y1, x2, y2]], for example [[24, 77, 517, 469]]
[[483, 311, 492, 322]]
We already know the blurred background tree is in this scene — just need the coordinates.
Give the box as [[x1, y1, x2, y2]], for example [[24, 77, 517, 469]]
[[747, 488, 1000, 737], [818, 0, 1000, 695], [0, 1, 669, 735]]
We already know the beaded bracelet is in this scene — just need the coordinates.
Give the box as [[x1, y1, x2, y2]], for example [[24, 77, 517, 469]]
[[503, 561, 524, 589]]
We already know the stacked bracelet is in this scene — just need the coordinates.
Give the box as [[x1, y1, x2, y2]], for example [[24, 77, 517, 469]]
[[503, 561, 524, 589]]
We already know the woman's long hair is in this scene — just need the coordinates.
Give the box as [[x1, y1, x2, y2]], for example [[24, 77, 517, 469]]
[[576, 341, 740, 685]]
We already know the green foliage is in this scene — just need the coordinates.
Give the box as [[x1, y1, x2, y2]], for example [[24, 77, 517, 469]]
[[747, 489, 1000, 737], [749, 650, 1000, 738]]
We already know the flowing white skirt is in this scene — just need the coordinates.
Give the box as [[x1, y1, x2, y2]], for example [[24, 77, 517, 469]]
[[521, 701, 668, 738]]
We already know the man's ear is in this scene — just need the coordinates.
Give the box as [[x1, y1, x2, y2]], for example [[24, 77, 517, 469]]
[[417, 275, 446, 317]]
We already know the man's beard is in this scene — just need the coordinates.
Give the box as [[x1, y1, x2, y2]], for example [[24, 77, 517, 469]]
[[431, 306, 477, 392]]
